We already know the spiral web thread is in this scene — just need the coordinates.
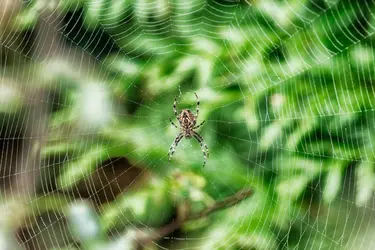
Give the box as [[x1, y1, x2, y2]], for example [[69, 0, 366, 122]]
[[1, 0, 375, 249]]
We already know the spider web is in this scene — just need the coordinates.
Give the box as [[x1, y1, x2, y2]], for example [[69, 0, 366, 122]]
[[1, 0, 375, 249]]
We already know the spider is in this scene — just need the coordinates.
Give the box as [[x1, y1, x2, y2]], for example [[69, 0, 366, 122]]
[[168, 93, 209, 166]]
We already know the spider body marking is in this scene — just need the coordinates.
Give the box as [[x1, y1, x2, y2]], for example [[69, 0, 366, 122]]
[[168, 93, 209, 166], [179, 109, 196, 138]]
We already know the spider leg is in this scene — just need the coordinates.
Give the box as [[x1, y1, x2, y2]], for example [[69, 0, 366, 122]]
[[169, 118, 178, 128], [173, 96, 178, 117], [193, 132, 209, 167], [193, 120, 205, 130], [194, 92, 199, 117], [195, 132, 209, 158], [168, 133, 184, 162]]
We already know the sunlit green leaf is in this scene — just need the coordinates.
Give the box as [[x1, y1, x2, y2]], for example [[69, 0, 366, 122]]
[[57, 146, 108, 190], [323, 161, 345, 204], [356, 161, 375, 206], [100, 178, 172, 231]]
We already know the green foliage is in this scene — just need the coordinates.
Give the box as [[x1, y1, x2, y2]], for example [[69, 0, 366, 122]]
[[2, 0, 375, 249], [355, 161, 375, 206], [323, 161, 344, 204], [100, 177, 173, 230]]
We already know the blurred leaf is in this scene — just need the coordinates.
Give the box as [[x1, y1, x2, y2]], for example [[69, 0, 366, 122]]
[[277, 175, 312, 202], [323, 161, 345, 204], [56, 0, 84, 11], [286, 118, 318, 150], [28, 194, 72, 214], [57, 146, 108, 190], [102, 0, 133, 27], [182, 217, 210, 232], [83, 0, 108, 29], [259, 119, 293, 152], [11, 6, 38, 31], [327, 112, 359, 135], [41, 141, 87, 157], [100, 178, 172, 231], [103, 55, 140, 78], [203, 207, 278, 250], [276, 155, 323, 174], [355, 161, 375, 206], [236, 231, 278, 250]]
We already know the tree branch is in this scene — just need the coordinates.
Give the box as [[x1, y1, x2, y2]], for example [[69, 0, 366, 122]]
[[135, 188, 254, 249]]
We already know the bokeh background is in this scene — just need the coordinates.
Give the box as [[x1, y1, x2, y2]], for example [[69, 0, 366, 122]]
[[1, 0, 375, 249]]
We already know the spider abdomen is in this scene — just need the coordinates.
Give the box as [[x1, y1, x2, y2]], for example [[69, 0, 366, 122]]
[[179, 109, 196, 138], [179, 109, 196, 126]]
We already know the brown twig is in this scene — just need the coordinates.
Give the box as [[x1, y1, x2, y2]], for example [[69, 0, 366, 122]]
[[135, 188, 254, 249]]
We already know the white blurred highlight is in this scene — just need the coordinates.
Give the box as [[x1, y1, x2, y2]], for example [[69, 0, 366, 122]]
[[78, 83, 113, 130]]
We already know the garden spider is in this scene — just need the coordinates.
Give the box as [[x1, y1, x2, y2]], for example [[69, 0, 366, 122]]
[[168, 93, 209, 166]]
